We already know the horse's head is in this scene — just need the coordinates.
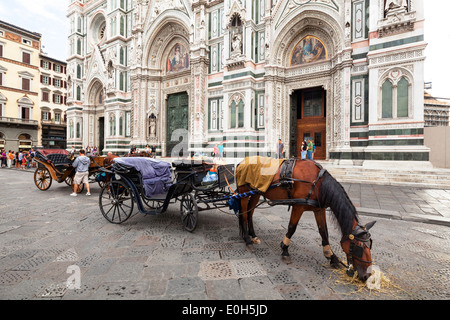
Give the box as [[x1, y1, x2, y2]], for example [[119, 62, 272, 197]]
[[340, 221, 376, 282]]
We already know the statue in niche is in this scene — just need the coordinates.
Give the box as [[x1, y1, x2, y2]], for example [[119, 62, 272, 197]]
[[385, 0, 408, 13], [107, 61, 115, 90], [230, 14, 243, 56], [232, 33, 242, 54], [149, 114, 156, 138]]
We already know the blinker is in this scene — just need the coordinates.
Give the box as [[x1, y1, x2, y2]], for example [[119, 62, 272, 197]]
[[352, 243, 364, 258]]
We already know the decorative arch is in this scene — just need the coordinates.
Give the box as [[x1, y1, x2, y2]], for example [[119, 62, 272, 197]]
[[85, 78, 105, 106], [143, 13, 191, 70], [272, 9, 345, 67]]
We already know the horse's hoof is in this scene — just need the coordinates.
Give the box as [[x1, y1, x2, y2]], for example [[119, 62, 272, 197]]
[[251, 237, 261, 244], [246, 244, 255, 253], [282, 255, 292, 264], [330, 255, 341, 269]]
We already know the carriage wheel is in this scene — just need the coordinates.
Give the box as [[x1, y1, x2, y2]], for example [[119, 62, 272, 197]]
[[34, 167, 52, 191], [65, 175, 72, 186], [180, 193, 198, 232], [99, 180, 134, 224]]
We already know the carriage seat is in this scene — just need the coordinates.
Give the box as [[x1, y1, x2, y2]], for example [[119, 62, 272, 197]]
[[113, 157, 172, 197]]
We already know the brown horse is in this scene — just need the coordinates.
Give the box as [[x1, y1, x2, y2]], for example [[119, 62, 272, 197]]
[[236, 158, 376, 282]]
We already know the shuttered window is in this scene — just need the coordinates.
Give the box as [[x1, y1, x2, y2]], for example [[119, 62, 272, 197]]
[[22, 52, 31, 64]]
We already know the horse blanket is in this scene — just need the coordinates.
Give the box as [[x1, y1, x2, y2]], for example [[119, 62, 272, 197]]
[[235, 156, 285, 192]]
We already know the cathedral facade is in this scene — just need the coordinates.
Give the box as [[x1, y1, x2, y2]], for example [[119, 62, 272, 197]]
[[66, 0, 428, 167]]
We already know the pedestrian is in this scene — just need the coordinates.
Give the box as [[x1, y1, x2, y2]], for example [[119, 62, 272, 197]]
[[151, 144, 156, 158], [277, 139, 285, 159], [218, 142, 224, 159], [70, 149, 91, 197], [307, 139, 315, 160], [301, 141, 307, 160], [8, 150, 15, 168], [213, 144, 219, 158], [1, 149, 6, 167], [21, 152, 27, 170], [92, 146, 97, 156]]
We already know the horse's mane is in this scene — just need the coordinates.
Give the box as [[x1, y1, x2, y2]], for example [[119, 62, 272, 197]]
[[318, 171, 359, 236]]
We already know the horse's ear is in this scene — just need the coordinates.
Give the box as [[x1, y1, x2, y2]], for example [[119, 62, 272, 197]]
[[365, 221, 376, 230]]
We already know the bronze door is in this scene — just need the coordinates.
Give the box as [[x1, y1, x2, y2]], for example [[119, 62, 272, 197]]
[[166, 92, 189, 157]]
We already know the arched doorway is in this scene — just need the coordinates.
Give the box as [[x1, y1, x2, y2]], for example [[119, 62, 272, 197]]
[[291, 87, 327, 160]]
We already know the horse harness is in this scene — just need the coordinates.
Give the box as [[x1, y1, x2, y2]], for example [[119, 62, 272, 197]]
[[227, 159, 327, 214], [267, 158, 327, 208], [339, 224, 374, 276]]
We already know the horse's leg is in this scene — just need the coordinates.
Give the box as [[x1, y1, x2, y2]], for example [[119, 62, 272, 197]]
[[247, 194, 261, 246], [239, 195, 254, 251], [280, 205, 304, 264], [313, 208, 340, 268]]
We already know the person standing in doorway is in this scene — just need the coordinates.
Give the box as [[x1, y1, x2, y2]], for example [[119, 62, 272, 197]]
[[70, 149, 91, 196], [301, 141, 307, 160], [307, 139, 315, 160]]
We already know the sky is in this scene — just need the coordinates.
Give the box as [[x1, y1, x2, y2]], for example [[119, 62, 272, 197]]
[[0, 0, 448, 98]]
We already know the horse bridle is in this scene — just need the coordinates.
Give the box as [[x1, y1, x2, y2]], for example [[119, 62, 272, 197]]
[[340, 224, 373, 276]]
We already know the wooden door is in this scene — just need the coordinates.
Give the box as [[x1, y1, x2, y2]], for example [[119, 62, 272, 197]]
[[166, 92, 189, 157], [296, 88, 326, 160]]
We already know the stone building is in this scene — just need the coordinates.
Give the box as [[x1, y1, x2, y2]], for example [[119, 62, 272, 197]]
[[424, 92, 450, 127], [0, 20, 41, 152], [66, 0, 429, 167], [39, 55, 68, 149]]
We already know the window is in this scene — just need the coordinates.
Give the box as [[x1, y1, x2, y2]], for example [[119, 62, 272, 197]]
[[0, 43, 3, 57], [41, 110, 51, 121], [21, 106, 30, 119], [397, 77, 409, 118], [77, 64, 82, 79], [22, 78, 30, 91], [109, 115, 116, 136], [55, 64, 61, 73], [77, 38, 81, 55], [76, 86, 81, 100], [54, 113, 61, 123], [42, 61, 49, 69], [54, 94, 61, 104], [22, 51, 31, 64], [230, 96, 244, 129], [119, 115, 123, 136], [18, 134, 32, 150], [76, 122, 81, 138], [22, 38, 32, 46], [54, 78, 61, 88], [42, 91, 50, 102], [381, 74, 410, 119], [381, 80, 393, 118], [0, 72, 2, 86], [120, 16, 125, 36], [41, 75, 49, 85]]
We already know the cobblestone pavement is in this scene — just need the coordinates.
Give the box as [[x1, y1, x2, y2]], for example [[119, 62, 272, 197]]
[[1, 168, 450, 301]]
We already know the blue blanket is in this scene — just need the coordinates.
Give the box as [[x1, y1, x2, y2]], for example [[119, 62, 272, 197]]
[[113, 157, 172, 197]]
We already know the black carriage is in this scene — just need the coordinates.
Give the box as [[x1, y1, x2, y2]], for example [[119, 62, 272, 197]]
[[98, 157, 235, 232]]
